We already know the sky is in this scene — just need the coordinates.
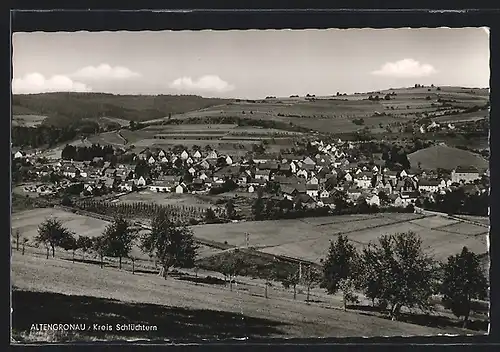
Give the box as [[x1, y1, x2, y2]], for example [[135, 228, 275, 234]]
[[12, 28, 490, 99]]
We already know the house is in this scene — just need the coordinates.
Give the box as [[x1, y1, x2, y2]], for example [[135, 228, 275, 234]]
[[104, 178, 115, 189], [104, 168, 116, 178], [207, 150, 218, 159], [63, 166, 79, 178], [319, 190, 330, 199], [193, 150, 202, 159], [297, 169, 308, 179], [136, 176, 147, 186], [255, 169, 271, 181], [14, 151, 24, 159], [119, 181, 135, 192], [367, 194, 380, 207], [307, 176, 319, 185], [344, 173, 353, 182], [303, 156, 316, 165], [180, 150, 189, 160], [418, 179, 440, 193], [172, 184, 183, 194], [321, 197, 336, 209], [225, 155, 233, 165], [306, 184, 319, 198], [248, 185, 255, 193], [84, 184, 93, 193], [200, 160, 210, 169], [354, 172, 372, 189], [191, 178, 206, 191], [347, 188, 361, 201], [394, 192, 418, 208], [158, 150, 166, 158], [160, 156, 169, 163], [188, 167, 196, 175], [252, 155, 271, 164], [439, 178, 452, 189], [186, 157, 194, 165], [289, 162, 297, 174], [451, 166, 481, 184], [149, 180, 172, 192]]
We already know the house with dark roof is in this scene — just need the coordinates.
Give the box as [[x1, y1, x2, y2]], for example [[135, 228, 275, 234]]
[[418, 179, 440, 193], [255, 169, 271, 181], [306, 183, 319, 198], [451, 166, 481, 184]]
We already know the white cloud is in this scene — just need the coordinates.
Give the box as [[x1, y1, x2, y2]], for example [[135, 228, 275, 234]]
[[71, 64, 141, 80], [12, 73, 92, 94], [169, 75, 235, 93], [371, 58, 437, 78]]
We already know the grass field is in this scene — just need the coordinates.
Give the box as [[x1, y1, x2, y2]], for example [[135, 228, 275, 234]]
[[190, 213, 489, 264], [12, 251, 473, 341], [408, 144, 489, 171]]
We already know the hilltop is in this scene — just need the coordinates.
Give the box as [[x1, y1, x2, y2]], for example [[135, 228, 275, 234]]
[[12, 93, 233, 127], [408, 144, 489, 171]]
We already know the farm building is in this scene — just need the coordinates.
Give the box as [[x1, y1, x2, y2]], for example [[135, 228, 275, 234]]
[[451, 166, 481, 184], [418, 179, 440, 193]]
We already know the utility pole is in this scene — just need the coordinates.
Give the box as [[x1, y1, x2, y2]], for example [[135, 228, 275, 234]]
[[245, 233, 249, 248], [299, 262, 302, 280]]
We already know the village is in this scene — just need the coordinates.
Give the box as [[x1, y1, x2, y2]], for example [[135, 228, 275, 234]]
[[12, 135, 489, 218]]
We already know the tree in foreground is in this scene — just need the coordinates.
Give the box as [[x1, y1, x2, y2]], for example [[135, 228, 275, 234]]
[[101, 216, 137, 269], [441, 246, 488, 328], [59, 235, 78, 262], [361, 231, 439, 321], [321, 235, 360, 311], [303, 266, 321, 303], [92, 235, 107, 268], [219, 250, 244, 292], [35, 218, 75, 259], [76, 235, 93, 261], [140, 209, 198, 279], [279, 270, 300, 300]]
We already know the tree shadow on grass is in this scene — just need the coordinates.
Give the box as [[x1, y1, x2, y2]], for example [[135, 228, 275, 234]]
[[12, 290, 288, 342], [177, 276, 226, 286], [346, 305, 488, 333]]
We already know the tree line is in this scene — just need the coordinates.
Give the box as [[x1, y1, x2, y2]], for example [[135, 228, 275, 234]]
[[61, 143, 118, 161], [31, 210, 197, 278]]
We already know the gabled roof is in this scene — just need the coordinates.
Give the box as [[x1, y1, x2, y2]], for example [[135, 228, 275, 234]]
[[306, 184, 319, 190], [419, 179, 440, 186], [454, 166, 480, 173]]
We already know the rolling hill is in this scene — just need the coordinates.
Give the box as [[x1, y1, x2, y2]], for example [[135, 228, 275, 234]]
[[408, 144, 489, 171], [12, 93, 233, 127]]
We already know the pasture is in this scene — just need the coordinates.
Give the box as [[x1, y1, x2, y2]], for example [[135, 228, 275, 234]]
[[190, 213, 489, 264], [11, 208, 110, 243], [408, 144, 489, 171]]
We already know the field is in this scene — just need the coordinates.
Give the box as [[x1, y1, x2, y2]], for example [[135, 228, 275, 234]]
[[12, 252, 473, 341], [12, 115, 48, 127], [112, 190, 214, 209], [407, 144, 489, 171], [190, 213, 489, 264]]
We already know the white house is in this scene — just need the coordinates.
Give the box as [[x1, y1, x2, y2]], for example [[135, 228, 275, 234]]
[[185, 157, 193, 165], [199, 172, 208, 180], [400, 170, 408, 178], [297, 169, 308, 179], [207, 150, 218, 159], [355, 173, 372, 189], [345, 173, 353, 182], [158, 150, 166, 158], [307, 176, 319, 185], [248, 185, 255, 193], [372, 165, 379, 173], [451, 166, 481, 184], [181, 150, 189, 160], [148, 156, 156, 164], [200, 160, 210, 169], [306, 184, 319, 198], [175, 184, 185, 194], [193, 150, 202, 159], [160, 156, 168, 163], [136, 176, 147, 186], [320, 190, 330, 198], [255, 169, 270, 181], [418, 179, 440, 193], [188, 167, 196, 175], [290, 162, 297, 174], [367, 194, 380, 206], [14, 151, 24, 159], [225, 155, 233, 165], [119, 181, 134, 192]]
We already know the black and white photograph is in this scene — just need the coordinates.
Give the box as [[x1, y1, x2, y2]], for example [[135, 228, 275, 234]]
[[10, 22, 490, 343]]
